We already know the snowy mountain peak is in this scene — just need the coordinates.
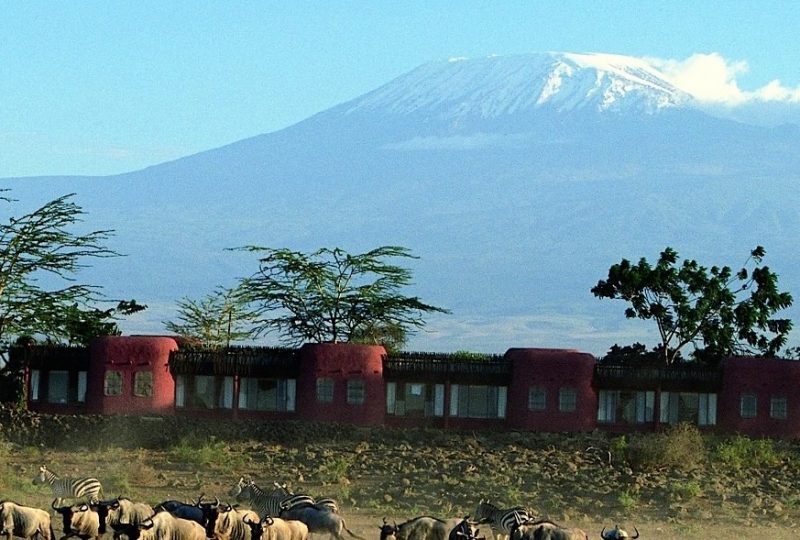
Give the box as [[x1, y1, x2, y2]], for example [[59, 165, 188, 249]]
[[344, 52, 693, 120]]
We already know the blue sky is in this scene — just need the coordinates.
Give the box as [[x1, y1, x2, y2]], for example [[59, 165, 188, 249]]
[[3, 1, 800, 177]]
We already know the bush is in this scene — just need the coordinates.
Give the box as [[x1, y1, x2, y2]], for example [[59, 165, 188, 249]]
[[626, 423, 705, 471], [712, 435, 783, 471]]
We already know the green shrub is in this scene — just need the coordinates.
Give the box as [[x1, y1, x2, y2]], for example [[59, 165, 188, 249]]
[[712, 435, 783, 471], [618, 488, 638, 510], [168, 435, 234, 468], [669, 480, 702, 500], [626, 423, 705, 471]]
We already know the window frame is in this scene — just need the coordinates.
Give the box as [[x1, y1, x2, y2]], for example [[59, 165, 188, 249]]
[[104, 371, 124, 396], [346, 378, 366, 406], [133, 371, 154, 398], [558, 386, 577, 412], [770, 395, 787, 420], [316, 377, 334, 404], [740, 392, 758, 419], [527, 386, 547, 412]]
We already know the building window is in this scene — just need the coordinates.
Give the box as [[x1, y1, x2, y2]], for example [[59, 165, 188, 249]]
[[660, 392, 717, 426], [316, 378, 334, 403], [30, 369, 41, 401], [47, 370, 69, 404], [133, 372, 154, 397], [740, 393, 757, 419], [104, 371, 123, 396], [239, 378, 296, 412], [346, 379, 366, 405], [528, 386, 547, 411], [386, 382, 444, 417], [558, 387, 577, 412], [449, 385, 507, 419], [597, 390, 654, 423], [176, 375, 232, 409], [770, 395, 787, 420], [77, 371, 87, 403]]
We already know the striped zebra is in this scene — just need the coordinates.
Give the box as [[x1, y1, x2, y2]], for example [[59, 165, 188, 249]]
[[273, 482, 340, 513], [229, 477, 363, 540], [474, 500, 532, 540], [229, 477, 300, 518], [33, 465, 103, 503]]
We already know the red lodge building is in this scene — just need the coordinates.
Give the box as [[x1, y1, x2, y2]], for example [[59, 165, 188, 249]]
[[16, 335, 800, 438]]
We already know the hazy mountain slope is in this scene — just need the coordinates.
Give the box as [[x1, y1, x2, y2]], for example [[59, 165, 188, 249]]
[[3, 53, 800, 354]]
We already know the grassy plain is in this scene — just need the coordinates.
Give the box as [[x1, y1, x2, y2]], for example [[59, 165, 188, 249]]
[[1, 412, 799, 540]]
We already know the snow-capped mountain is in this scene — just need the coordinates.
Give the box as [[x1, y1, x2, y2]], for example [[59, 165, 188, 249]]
[[2, 52, 800, 354], [344, 52, 691, 120]]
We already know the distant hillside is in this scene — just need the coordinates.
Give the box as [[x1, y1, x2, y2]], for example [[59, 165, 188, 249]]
[[4, 52, 800, 354]]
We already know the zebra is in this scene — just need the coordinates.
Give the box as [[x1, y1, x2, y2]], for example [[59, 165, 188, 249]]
[[474, 500, 532, 540], [273, 482, 339, 513], [33, 465, 103, 504], [229, 477, 297, 518]]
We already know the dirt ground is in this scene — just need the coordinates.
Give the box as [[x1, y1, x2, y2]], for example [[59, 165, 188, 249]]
[[3, 412, 800, 539]]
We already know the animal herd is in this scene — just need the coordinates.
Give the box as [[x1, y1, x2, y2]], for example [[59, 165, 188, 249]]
[[0, 467, 638, 540]]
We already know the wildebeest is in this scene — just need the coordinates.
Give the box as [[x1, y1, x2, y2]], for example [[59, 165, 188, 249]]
[[278, 505, 363, 540], [33, 467, 102, 504], [231, 479, 363, 540], [509, 519, 587, 540], [51, 500, 100, 540], [378, 516, 463, 540], [447, 517, 482, 540], [130, 511, 206, 540], [0, 500, 54, 540], [154, 495, 219, 534], [213, 504, 261, 540], [102, 498, 156, 540], [242, 515, 309, 540], [600, 526, 639, 540]]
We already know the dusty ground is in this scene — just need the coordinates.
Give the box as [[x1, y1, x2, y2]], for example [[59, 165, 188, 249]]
[[1, 412, 799, 539]]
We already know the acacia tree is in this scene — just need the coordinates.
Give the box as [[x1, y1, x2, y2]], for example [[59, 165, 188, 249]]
[[164, 287, 258, 348], [591, 246, 793, 365], [0, 192, 130, 357], [232, 245, 449, 347], [0, 191, 143, 402]]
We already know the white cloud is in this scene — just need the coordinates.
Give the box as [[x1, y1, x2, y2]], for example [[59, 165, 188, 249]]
[[649, 53, 800, 105]]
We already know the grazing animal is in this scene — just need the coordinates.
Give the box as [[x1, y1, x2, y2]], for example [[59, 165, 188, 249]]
[[600, 526, 639, 540], [51, 501, 100, 540], [242, 515, 309, 540], [378, 516, 463, 540], [214, 505, 261, 540], [474, 501, 531, 540], [509, 520, 587, 540], [447, 517, 482, 540], [278, 506, 362, 540], [230, 479, 289, 519], [130, 511, 206, 540], [231, 478, 362, 540], [0, 500, 54, 540], [273, 483, 338, 514], [33, 467, 102, 504], [153, 496, 219, 533], [103, 498, 155, 540]]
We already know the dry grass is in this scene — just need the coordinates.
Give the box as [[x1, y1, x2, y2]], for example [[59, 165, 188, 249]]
[[1, 412, 800, 539]]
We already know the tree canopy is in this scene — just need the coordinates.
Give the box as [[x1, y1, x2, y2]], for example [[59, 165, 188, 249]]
[[164, 287, 258, 348], [0, 191, 142, 357], [232, 245, 449, 347], [591, 246, 793, 365]]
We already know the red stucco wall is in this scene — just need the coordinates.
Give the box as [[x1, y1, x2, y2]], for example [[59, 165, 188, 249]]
[[506, 348, 598, 432], [86, 336, 178, 415], [296, 343, 386, 426], [718, 357, 800, 438]]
